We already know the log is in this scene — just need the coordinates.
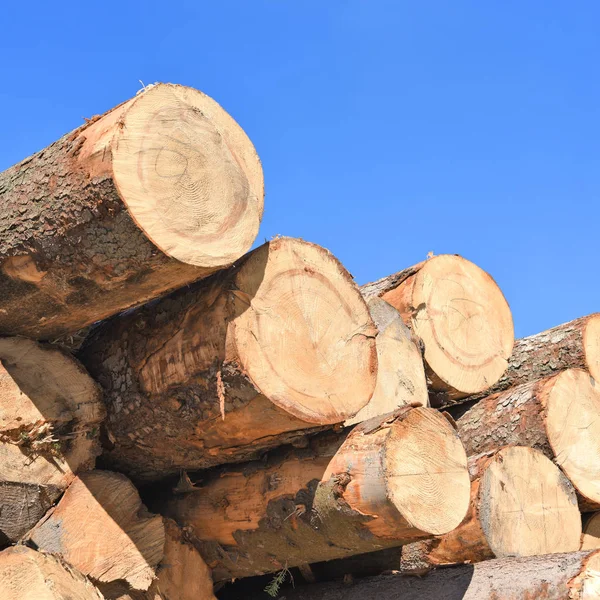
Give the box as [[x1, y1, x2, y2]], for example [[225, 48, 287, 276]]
[[0, 546, 104, 600], [164, 406, 470, 582], [452, 368, 600, 511], [98, 519, 216, 600], [466, 313, 600, 404], [0, 83, 264, 340], [26, 471, 165, 592], [239, 550, 600, 600], [400, 446, 581, 572], [79, 237, 378, 481], [361, 254, 514, 405], [0, 337, 104, 544], [582, 513, 600, 550], [344, 296, 428, 427]]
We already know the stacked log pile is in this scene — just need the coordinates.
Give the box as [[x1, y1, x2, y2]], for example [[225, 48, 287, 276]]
[[0, 84, 598, 600]]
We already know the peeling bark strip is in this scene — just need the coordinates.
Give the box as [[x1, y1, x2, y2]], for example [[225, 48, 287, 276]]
[[164, 406, 470, 582], [0, 337, 104, 544], [361, 255, 514, 405], [26, 471, 165, 592], [345, 296, 428, 426], [242, 551, 600, 600], [401, 446, 581, 572], [465, 313, 600, 404], [0, 546, 104, 600], [452, 368, 600, 511], [0, 83, 264, 340], [79, 237, 378, 481]]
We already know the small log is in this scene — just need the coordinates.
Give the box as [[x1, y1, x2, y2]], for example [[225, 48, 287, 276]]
[[241, 551, 600, 600], [98, 518, 216, 600], [80, 237, 378, 481], [401, 446, 581, 572], [345, 297, 428, 426], [362, 255, 514, 405], [26, 471, 165, 592], [452, 368, 600, 511], [164, 406, 470, 582], [0, 83, 263, 340], [582, 513, 600, 550], [0, 546, 103, 600], [466, 313, 600, 404], [0, 337, 104, 544]]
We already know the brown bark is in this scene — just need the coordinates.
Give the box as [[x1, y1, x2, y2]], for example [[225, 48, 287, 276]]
[[451, 368, 600, 511], [79, 237, 378, 481], [0, 337, 104, 544], [0, 83, 263, 340], [0, 546, 104, 600], [345, 296, 428, 426], [238, 551, 600, 600], [164, 406, 470, 582], [400, 446, 581, 572], [464, 313, 600, 405], [361, 255, 514, 405], [26, 471, 165, 592]]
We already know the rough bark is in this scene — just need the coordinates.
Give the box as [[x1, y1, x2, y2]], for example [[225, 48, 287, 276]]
[[451, 368, 600, 511], [0, 546, 104, 600], [400, 446, 581, 572], [362, 255, 514, 405], [164, 406, 470, 582], [462, 313, 600, 405], [239, 551, 600, 600], [0, 337, 104, 544], [345, 296, 428, 426], [79, 237, 378, 481], [0, 83, 263, 340], [26, 471, 165, 592]]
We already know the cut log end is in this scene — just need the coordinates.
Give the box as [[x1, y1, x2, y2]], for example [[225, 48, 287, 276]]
[[583, 314, 600, 383], [233, 237, 378, 424], [479, 446, 581, 558], [0, 546, 103, 600], [545, 369, 600, 508], [383, 407, 470, 535], [383, 255, 514, 397], [110, 83, 263, 267], [582, 513, 600, 550]]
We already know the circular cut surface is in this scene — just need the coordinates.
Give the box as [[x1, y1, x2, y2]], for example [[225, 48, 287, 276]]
[[479, 446, 581, 557], [384, 407, 470, 535], [584, 314, 600, 383], [233, 238, 377, 424], [410, 255, 514, 394], [582, 513, 600, 550], [345, 298, 428, 426], [546, 369, 600, 506], [112, 84, 263, 267]]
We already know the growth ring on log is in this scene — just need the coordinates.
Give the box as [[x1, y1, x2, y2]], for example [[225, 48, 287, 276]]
[[233, 238, 378, 423], [546, 369, 600, 507], [479, 446, 581, 558], [110, 84, 263, 267]]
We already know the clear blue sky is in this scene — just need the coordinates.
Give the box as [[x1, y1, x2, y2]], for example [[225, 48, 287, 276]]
[[2, 1, 598, 338]]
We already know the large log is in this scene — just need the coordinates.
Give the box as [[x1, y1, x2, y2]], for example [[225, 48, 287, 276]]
[[452, 368, 600, 511], [98, 519, 216, 600], [344, 296, 428, 427], [466, 313, 600, 404], [80, 237, 378, 481], [362, 255, 514, 405], [0, 337, 104, 544], [164, 406, 470, 582], [400, 446, 581, 572], [0, 83, 263, 340], [26, 471, 165, 592], [238, 551, 600, 600], [0, 546, 104, 600]]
